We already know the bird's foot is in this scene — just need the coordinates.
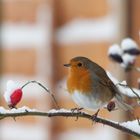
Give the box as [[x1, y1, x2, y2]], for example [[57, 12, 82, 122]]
[[71, 107, 84, 113], [71, 107, 84, 121], [91, 109, 100, 121]]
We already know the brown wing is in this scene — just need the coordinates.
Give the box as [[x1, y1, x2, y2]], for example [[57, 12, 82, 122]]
[[90, 62, 133, 111], [90, 62, 117, 95]]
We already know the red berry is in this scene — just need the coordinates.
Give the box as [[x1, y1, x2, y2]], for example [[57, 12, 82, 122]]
[[10, 88, 22, 107], [107, 101, 116, 112]]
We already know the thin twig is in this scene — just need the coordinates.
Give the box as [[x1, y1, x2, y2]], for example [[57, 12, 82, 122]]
[[0, 109, 140, 138], [21, 81, 60, 109], [117, 83, 140, 100]]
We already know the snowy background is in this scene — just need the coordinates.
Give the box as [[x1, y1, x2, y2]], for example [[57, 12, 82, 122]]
[[0, 0, 140, 140]]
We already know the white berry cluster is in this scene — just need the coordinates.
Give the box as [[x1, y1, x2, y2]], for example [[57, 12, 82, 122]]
[[108, 38, 140, 70]]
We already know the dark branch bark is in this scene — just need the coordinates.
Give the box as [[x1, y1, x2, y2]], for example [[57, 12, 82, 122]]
[[0, 109, 140, 138]]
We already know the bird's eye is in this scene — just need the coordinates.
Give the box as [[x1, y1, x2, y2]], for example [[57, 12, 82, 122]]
[[77, 62, 82, 67]]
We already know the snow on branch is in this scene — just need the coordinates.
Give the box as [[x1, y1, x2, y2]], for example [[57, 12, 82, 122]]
[[108, 38, 140, 71], [117, 82, 140, 99], [0, 106, 140, 138], [3, 80, 59, 109], [107, 72, 140, 99]]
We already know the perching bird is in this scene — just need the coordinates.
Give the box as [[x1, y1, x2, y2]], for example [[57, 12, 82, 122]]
[[64, 56, 132, 114]]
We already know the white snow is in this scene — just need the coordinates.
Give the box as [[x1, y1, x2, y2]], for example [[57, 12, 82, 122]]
[[0, 107, 8, 114], [1, 23, 49, 47], [0, 106, 37, 114], [120, 81, 127, 85], [121, 38, 138, 51], [4, 80, 20, 104], [108, 44, 122, 55], [48, 108, 72, 113], [56, 16, 118, 44], [0, 76, 51, 99], [107, 72, 140, 98], [0, 107, 73, 114], [120, 120, 140, 134], [117, 82, 140, 98], [0, 106, 140, 137], [121, 54, 136, 68], [106, 71, 119, 85]]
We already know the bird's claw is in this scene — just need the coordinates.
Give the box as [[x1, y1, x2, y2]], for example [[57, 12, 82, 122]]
[[71, 107, 84, 121], [91, 109, 100, 121], [71, 107, 83, 113]]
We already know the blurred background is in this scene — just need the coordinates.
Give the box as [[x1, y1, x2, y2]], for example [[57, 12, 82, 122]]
[[0, 0, 140, 140]]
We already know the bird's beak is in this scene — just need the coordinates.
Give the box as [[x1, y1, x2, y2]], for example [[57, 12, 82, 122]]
[[63, 63, 71, 67]]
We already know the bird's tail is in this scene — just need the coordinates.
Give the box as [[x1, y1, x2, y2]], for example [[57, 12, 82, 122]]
[[115, 93, 133, 111]]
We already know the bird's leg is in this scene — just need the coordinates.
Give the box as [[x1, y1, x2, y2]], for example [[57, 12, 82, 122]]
[[91, 109, 100, 121], [71, 107, 84, 113], [71, 107, 84, 121]]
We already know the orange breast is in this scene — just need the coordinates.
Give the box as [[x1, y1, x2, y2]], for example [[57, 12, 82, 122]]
[[67, 68, 92, 94]]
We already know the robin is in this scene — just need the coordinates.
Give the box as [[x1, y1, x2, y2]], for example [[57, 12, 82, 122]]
[[64, 56, 132, 116]]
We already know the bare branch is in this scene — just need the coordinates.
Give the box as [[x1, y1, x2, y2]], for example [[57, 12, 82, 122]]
[[21, 80, 60, 109], [0, 108, 140, 138], [117, 83, 140, 100]]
